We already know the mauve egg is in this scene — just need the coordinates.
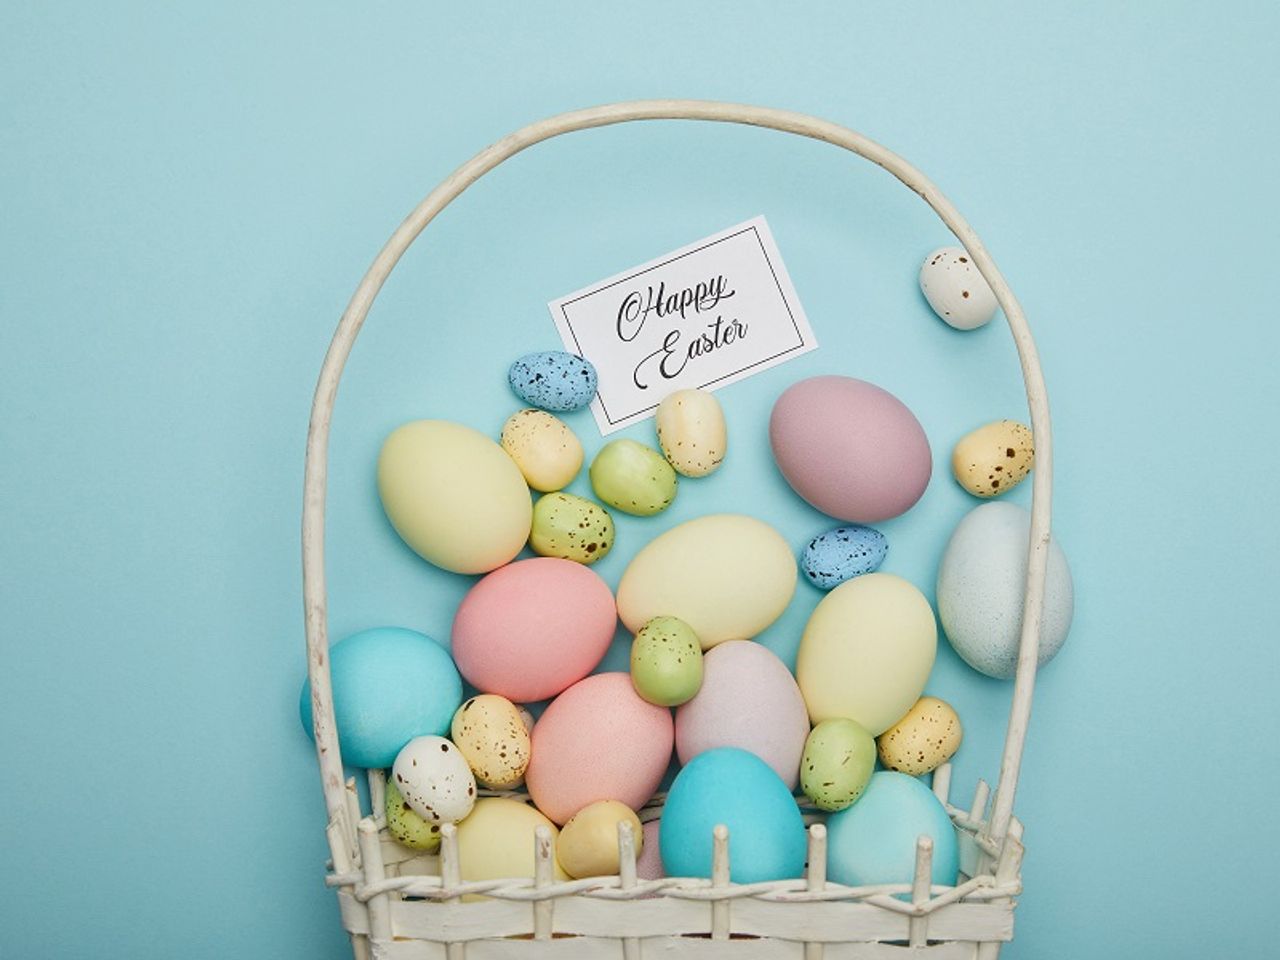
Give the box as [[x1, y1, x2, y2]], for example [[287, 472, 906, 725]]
[[451, 558, 616, 703], [525, 673, 674, 824], [769, 376, 932, 523], [636, 820, 665, 880]]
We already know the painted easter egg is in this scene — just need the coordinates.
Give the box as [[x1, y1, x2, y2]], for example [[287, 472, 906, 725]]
[[825, 772, 959, 888], [616, 515, 796, 649], [451, 695, 531, 789], [936, 501, 1074, 679], [525, 673, 674, 825], [655, 389, 727, 477], [557, 800, 644, 878], [451, 558, 616, 703], [529, 492, 614, 565], [589, 439, 677, 516], [385, 778, 441, 852], [392, 736, 476, 825], [455, 799, 568, 887], [801, 525, 888, 590], [675, 640, 809, 789], [660, 748, 806, 883], [636, 819, 665, 880], [508, 351, 598, 412], [919, 246, 998, 330], [951, 420, 1035, 498], [377, 420, 531, 574], [298, 626, 462, 769], [769, 376, 932, 523], [799, 718, 876, 812], [630, 616, 703, 707], [796, 573, 937, 735], [500, 409, 584, 492], [877, 697, 963, 775]]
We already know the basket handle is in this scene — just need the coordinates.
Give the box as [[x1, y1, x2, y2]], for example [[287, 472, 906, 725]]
[[302, 100, 1053, 851]]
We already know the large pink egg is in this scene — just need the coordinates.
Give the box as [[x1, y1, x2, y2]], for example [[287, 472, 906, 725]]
[[525, 673, 674, 824], [769, 376, 931, 523], [675, 641, 809, 788], [451, 558, 616, 703]]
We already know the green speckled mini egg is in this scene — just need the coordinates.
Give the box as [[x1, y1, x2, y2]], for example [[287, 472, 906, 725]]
[[529, 492, 614, 565], [589, 439, 677, 516], [385, 778, 442, 851], [800, 718, 876, 812], [630, 616, 703, 706]]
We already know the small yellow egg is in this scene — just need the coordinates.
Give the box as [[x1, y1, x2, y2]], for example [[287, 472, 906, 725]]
[[451, 695, 532, 789], [501, 409, 584, 492], [556, 800, 643, 878], [876, 696, 963, 776], [951, 420, 1034, 498]]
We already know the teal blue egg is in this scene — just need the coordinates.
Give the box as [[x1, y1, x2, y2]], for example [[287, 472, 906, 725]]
[[825, 771, 959, 889], [660, 747, 806, 883], [299, 626, 462, 769]]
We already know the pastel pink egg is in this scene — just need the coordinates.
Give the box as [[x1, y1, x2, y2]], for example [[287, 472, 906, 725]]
[[525, 673, 674, 824], [451, 558, 616, 703], [675, 641, 809, 789], [636, 820, 665, 880], [769, 376, 931, 523]]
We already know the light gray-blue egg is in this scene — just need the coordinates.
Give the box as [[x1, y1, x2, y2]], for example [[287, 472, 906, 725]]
[[507, 351, 598, 412], [801, 525, 888, 590]]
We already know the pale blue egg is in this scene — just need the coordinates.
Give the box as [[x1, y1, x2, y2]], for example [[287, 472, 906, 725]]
[[801, 525, 888, 590], [660, 747, 806, 883], [825, 771, 959, 889], [299, 626, 462, 769], [508, 351, 598, 412]]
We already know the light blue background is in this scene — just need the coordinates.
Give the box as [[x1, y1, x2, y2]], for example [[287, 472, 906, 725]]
[[2, 3, 1277, 957]]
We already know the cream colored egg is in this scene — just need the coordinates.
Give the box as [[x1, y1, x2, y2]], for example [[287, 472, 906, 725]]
[[451, 695, 532, 789], [876, 696, 963, 775], [796, 573, 937, 735], [454, 799, 568, 896], [951, 420, 1034, 498], [656, 389, 727, 478], [500, 409, 584, 492], [556, 800, 644, 878], [378, 420, 532, 575], [616, 514, 797, 649]]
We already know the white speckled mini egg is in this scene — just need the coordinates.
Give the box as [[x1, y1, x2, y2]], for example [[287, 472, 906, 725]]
[[876, 696, 962, 775], [500, 409, 584, 492], [919, 246, 999, 330], [451, 695, 532, 789], [391, 736, 476, 824]]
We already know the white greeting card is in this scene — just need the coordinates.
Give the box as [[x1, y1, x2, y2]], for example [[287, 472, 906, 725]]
[[548, 216, 818, 434]]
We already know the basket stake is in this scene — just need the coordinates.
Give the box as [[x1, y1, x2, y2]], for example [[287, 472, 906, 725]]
[[711, 825, 730, 940], [368, 769, 386, 828], [534, 825, 555, 940], [439, 823, 465, 960], [932, 762, 953, 806], [357, 818, 392, 942], [804, 824, 827, 960], [907, 835, 933, 947], [618, 821, 641, 960]]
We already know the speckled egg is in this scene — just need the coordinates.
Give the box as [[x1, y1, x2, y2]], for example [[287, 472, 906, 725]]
[[952, 420, 1034, 498], [937, 501, 1074, 679], [918, 246, 999, 330], [589, 439, 677, 516], [877, 696, 962, 775], [799, 718, 876, 812], [455, 799, 569, 890], [801, 525, 888, 590], [385, 778, 441, 852], [508, 351, 598, 412], [529, 492, 614, 565], [656, 389, 727, 477], [500, 409, 584, 492], [451, 695, 532, 789], [391, 736, 476, 825], [630, 616, 703, 707], [557, 800, 644, 878]]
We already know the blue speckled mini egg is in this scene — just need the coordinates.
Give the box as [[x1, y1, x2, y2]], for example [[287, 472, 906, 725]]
[[507, 351, 598, 412], [801, 525, 888, 589]]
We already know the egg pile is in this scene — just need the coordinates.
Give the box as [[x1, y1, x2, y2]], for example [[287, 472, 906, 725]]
[[299, 250, 1076, 890]]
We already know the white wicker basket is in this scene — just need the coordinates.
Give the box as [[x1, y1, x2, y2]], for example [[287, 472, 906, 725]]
[[302, 100, 1055, 960]]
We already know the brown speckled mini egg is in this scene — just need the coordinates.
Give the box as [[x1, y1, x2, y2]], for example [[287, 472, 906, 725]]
[[876, 696, 962, 776], [385, 778, 442, 852], [529, 492, 614, 565], [500, 409, 584, 492], [951, 420, 1034, 498], [451, 694, 532, 789]]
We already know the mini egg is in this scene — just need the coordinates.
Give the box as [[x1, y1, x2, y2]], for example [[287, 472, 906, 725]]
[[385, 778, 441, 852], [801, 525, 888, 590], [877, 696, 962, 775], [951, 420, 1034, 498], [800, 718, 876, 812], [557, 800, 644, 878], [589, 439, 677, 516], [391, 736, 476, 825], [455, 799, 569, 891], [500, 409, 584, 492], [451, 695, 532, 789], [918, 246, 999, 330], [529, 492, 614, 565], [508, 351, 598, 412], [656, 389, 727, 477], [630, 616, 703, 706]]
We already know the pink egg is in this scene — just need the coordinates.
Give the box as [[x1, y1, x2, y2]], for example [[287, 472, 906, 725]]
[[675, 641, 809, 789], [769, 376, 931, 523], [636, 819, 665, 880], [452, 558, 616, 703], [525, 673, 674, 824]]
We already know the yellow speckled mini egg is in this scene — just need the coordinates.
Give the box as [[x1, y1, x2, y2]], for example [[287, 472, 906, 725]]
[[500, 409, 584, 492], [876, 696, 963, 776], [385, 778, 442, 851], [451, 695, 532, 789], [951, 420, 1034, 498], [556, 800, 643, 878], [529, 492, 615, 565]]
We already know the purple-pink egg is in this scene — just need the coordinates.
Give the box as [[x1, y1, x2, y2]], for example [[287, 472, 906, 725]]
[[637, 820, 665, 880], [769, 376, 931, 523]]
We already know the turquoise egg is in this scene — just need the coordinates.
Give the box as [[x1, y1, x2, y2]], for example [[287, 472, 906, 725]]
[[660, 747, 806, 883], [299, 626, 462, 769], [825, 771, 959, 889]]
